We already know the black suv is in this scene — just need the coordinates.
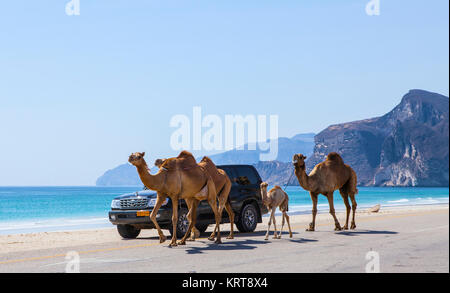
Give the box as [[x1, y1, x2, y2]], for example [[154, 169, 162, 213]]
[[109, 165, 268, 239]]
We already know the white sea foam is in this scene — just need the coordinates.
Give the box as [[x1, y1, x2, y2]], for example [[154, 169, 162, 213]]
[[283, 196, 449, 217], [0, 217, 112, 235], [388, 199, 409, 203]]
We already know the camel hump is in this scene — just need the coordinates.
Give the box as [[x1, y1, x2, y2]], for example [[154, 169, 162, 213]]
[[178, 150, 194, 159], [326, 152, 344, 164], [179, 150, 197, 165], [199, 156, 223, 177], [269, 185, 282, 193], [160, 157, 177, 170], [200, 156, 215, 165]]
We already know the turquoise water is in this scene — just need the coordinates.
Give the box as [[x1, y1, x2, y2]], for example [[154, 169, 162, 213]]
[[0, 186, 448, 234], [283, 186, 449, 213]]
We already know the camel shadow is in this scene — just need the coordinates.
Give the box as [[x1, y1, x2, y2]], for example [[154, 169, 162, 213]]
[[289, 238, 318, 244], [129, 230, 303, 242], [128, 235, 161, 241], [185, 239, 269, 254], [336, 229, 398, 236], [221, 230, 301, 238]]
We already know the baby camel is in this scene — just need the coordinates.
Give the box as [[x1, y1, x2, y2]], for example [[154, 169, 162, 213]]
[[260, 182, 292, 240]]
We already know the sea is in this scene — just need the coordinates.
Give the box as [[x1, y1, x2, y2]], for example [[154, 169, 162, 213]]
[[0, 186, 448, 235]]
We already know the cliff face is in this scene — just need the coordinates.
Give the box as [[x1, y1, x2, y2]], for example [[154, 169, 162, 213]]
[[307, 90, 449, 186]]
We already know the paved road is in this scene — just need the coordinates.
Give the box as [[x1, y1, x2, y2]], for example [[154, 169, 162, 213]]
[[1, 209, 448, 273]]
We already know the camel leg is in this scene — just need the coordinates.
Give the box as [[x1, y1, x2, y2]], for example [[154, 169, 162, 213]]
[[220, 180, 233, 239], [284, 212, 293, 238], [225, 201, 235, 239], [209, 198, 222, 244], [209, 180, 233, 240], [326, 192, 342, 231], [206, 178, 222, 244], [265, 207, 273, 240], [339, 188, 350, 230], [178, 198, 198, 245], [264, 207, 272, 240], [209, 223, 218, 241], [187, 200, 200, 241], [342, 196, 350, 230], [211, 200, 234, 240], [306, 192, 318, 231], [271, 207, 279, 239], [169, 197, 178, 247], [280, 210, 285, 239], [149, 193, 168, 244], [208, 187, 227, 241], [188, 227, 200, 241], [349, 170, 358, 229], [350, 193, 357, 229]]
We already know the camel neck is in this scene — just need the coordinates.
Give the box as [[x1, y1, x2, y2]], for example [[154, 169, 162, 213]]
[[261, 188, 269, 205], [135, 163, 164, 191], [295, 166, 311, 191]]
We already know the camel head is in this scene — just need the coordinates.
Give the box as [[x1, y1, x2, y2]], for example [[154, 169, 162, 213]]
[[260, 182, 268, 191], [154, 158, 166, 168], [128, 152, 146, 167], [293, 154, 307, 170]]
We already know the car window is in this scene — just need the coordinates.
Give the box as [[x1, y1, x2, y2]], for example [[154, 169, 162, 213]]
[[235, 166, 259, 185], [218, 166, 237, 185]]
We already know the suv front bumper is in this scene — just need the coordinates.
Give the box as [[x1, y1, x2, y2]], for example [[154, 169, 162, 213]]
[[108, 208, 172, 226]]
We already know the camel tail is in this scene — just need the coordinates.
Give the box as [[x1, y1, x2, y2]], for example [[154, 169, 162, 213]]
[[352, 169, 358, 195]]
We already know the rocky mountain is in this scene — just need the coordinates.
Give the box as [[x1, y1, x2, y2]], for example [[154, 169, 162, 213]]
[[96, 90, 449, 187], [306, 89, 449, 186], [206, 133, 315, 164]]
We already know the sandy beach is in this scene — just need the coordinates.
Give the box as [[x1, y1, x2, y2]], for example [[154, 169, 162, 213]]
[[0, 204, 448, 273]]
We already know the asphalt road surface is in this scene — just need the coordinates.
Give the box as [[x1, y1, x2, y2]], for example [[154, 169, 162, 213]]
[[0, 208, 448, 273]]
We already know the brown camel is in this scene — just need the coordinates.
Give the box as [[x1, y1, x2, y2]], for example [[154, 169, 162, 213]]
[[293, 152, 358, 231], [154, 156, 235, 241], [197, 156, 234, 240], [128, 151, 223, 246], [260, 183, 292, 240]]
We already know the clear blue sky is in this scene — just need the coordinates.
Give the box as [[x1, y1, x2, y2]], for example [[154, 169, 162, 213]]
[[0, 0, 448, 185]]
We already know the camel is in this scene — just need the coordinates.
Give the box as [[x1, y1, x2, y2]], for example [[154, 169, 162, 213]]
[[260, 182, 292, 240], [154, 157, 235, 241], [292, 152, 358, 231], [128, 151, 223, 246], [197, 156, 234, 240]]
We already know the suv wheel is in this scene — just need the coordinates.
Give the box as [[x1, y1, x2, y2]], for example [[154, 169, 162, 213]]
[[117, 224, 141, 239], [168, 208, 190, 239], [236, 203, 258, 233]]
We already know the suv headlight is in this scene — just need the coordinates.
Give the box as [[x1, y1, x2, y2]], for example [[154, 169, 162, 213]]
[[148, 198, 168, 207], [111, 199, 121, 209]]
